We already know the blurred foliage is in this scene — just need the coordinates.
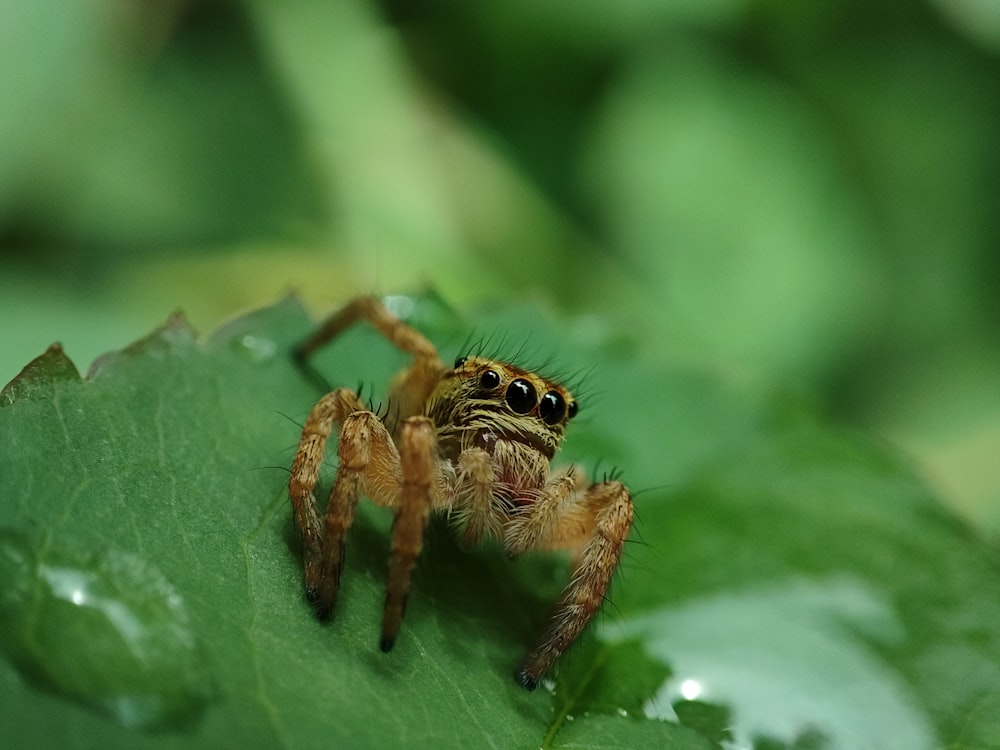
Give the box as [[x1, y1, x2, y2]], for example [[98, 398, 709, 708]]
[[1, 3, 998, 527]]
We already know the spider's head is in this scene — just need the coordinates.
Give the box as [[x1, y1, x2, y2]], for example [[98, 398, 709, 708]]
[[427, 355, 579, 460]]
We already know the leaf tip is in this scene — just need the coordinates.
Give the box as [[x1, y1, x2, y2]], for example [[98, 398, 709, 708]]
[[87, 310, 199, 378], [1, 342, 82, 406], [125, 309, 199, 355]]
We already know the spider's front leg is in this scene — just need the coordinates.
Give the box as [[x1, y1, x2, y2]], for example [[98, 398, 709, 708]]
[[381, 416, 437, 651], [507, 478, 633, 690], [290, 388, 404, 617], [289, 393, 439, 649], [290, 387, 368, 613]]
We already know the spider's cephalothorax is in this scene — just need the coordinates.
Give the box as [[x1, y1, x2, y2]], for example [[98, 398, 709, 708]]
[[289, 296, 633, 689], [427, 356, 575, 460]]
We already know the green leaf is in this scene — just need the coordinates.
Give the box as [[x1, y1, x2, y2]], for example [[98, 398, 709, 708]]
[[1, 295, 999, 749], [0, 343, 81, 407], [602, 423, 1000, 749], [0, 528, 212, 730]]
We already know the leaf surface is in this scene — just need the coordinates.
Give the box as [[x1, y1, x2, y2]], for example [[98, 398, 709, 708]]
[[1, 295, 998, 749]]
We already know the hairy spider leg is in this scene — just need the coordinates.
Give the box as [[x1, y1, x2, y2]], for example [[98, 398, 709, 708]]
[[510, 479, 633, 690], [294, 295, 445, 434], [290, 391, 444, 653], [291, 296, 450, 634], [292, 391, 410, 620], [294, 295, 439, 364], [289, 387, 367, 612], [452, 448, 502, 549], [290, 295, 634, 688], [381, 416, 437, 651]]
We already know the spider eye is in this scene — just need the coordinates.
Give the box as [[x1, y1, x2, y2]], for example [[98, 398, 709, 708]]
[[505, 378, 536, 414], [567, 400, 579, 419], [539, 391, 566, 425], [480, 369, 501, 389], [454, 356, 467, 368]]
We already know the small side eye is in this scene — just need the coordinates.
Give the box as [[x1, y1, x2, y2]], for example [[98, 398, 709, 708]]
[[539, 391, 566, 425], [454, 356, 467, 368], [480, 369, 501, 389], [505, 378, 537, 414], [567, 400, 579, 419]]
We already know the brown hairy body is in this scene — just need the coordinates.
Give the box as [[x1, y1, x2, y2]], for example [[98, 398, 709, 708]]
[[288, 296, 633, 689]]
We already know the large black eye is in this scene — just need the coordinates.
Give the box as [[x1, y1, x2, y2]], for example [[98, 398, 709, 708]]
[[567, 400, 579, 419], [505, 378, 536, 414], [454, 356, 467, 368], [539, 391, 566, 425], [480, 369, 501, 389]]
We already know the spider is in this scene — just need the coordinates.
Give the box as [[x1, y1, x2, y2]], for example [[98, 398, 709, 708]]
[[288, 296, 633, 689]]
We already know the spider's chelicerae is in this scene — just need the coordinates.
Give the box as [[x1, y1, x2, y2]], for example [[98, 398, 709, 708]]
[[288, 296, 633, 689]]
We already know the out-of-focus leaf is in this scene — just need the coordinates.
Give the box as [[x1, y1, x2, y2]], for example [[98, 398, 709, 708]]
[[580, 42, 879, 382]]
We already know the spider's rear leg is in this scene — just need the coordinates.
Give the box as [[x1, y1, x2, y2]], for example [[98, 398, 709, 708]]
[[381, 417, 436, 652], [511, 480, 633, 690], [294, 295, 445, 428]]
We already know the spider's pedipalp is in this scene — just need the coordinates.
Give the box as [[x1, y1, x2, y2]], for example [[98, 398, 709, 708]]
[[452, 447, 501, 548]]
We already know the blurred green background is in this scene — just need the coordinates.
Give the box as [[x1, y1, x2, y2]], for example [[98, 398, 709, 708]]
[[2, 0, 998, 532]]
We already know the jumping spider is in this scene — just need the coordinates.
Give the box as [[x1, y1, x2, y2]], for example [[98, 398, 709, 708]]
[[288, 296, 633, 689]]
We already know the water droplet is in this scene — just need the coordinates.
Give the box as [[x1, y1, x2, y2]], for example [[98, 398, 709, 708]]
[[0, 530, 212, 731], [382, 295, 416, 320], [680, 678, 703, 701], [236, 334, 277, 363]]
